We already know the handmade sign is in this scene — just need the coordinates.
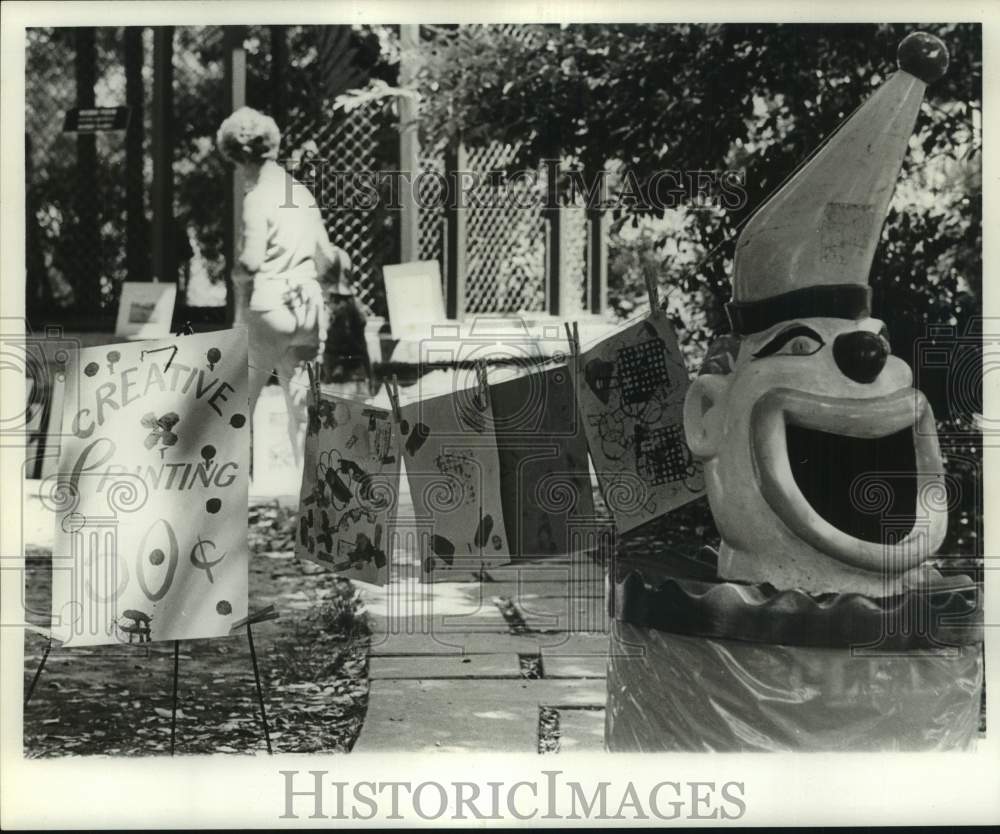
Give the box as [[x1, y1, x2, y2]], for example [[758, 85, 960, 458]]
[[573, 314, 702, 534], [49, 329, 250, 646], [114, 282, 177, 340], [399, 380, 509, 575], [491, 363, 595, 558], [295, 391, 399, 585]]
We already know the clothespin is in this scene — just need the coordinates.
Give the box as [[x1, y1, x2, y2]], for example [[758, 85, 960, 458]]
[[305, 361, 320, 406], [563, 320, 580, 356], [644, 260, 662, 318], [387, 375, 402, 424], [475, 359, 489, 409]]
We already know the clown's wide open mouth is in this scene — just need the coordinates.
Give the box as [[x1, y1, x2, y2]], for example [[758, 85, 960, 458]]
[[785, 423, 916, 543], [751, 387, 946, 572]]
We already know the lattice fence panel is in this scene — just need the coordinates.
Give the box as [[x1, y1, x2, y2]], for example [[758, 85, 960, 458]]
[[283, 102, 386, 315], [414, 23, 554, 316], [562, 195, 590, 316], [464, 141, 548, 314], [417, 138, 447, 264]]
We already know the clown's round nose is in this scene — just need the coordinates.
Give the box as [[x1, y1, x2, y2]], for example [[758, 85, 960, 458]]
[[833, 330, 889, 383]]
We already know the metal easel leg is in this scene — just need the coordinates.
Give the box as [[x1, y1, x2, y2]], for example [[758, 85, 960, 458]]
[[246, 623, 272, 754], [170, 639, 180, 756], [24, 636, 53, 707]]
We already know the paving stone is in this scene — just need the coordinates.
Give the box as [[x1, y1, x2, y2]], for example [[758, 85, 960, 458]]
[[459, 581, 605, 600], [367, 598, 608, 636], [369, 654, 522, 679], [557, 708, 606, 752], [539, 633, 614, 656], [355, 679, 607, 752], [459, 631, 610, 654], [358, 495, 610, 752], [542, 655, 608, 679], [468, 563, 609, 586], [369, 630, 612, 657], [370, 632, 540, 656]]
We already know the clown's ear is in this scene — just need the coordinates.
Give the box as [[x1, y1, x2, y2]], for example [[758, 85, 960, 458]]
[[683, 374, 730, 459]]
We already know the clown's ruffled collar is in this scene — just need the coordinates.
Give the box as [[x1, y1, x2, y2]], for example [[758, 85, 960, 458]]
[[610, 525, 982, 651]]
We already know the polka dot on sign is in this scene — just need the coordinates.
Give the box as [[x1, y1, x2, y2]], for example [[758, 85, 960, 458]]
[[84, 362, 99, 377], [230, 414, 246, 428], [149, 548, 165, 565], [206, 498, 222, 514], [216, 600, 232, 616], [201, 444, 216, 464]]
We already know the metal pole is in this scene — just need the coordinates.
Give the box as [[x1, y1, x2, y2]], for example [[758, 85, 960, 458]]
[[125, 26, 145, 283], [151, 27, 175, 285], [399, 24, 421, 263], [246, 624, 273, 754], [587, 208, 607, 315], [545, 159, 562, 316], [444, 140, 467, 320], [74, 27, 99, 318], [270, 25, 288, 131], [24, 637, 53, 707], [169, 639, 180, 755], [223, 26, 248, 326]]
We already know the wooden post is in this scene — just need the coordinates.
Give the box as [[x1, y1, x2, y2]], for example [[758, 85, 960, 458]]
[[587, 207, 607, 315], [443, 141, 467, 320], [270, 25, 288, 131], [399, 24, 421, 263], [74, 27, 99, 317], [124, 27, 145, 283], [544, 159, 561, 316], [223, 26, 248, 326], [151, 27, 174, 286]]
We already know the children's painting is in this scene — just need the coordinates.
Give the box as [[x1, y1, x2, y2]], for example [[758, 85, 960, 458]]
[[491, 363, 595, 558], [114, 282, 177, 340], [399, 385, 510, 576], [573, 315, 703, 533], [295, 393, 399, 586], [48, 329, 250, 646]]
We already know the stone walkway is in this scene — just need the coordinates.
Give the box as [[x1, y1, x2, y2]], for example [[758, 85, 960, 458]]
[[355, 476, 614, 753], [24, 382, 617, 754]]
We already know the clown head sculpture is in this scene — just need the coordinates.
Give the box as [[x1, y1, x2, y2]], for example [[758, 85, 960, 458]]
[[683, 33, 951, 595]]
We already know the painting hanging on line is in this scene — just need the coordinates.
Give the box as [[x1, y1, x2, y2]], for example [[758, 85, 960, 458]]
[[295, 392, 400, 586], [572, 315, 703, 534]]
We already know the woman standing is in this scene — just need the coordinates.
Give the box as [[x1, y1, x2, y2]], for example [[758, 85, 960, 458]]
[[216, 106, 344, 460]]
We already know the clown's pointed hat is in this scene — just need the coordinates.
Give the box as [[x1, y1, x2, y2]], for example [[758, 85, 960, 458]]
[[726, 32, 949, 335]]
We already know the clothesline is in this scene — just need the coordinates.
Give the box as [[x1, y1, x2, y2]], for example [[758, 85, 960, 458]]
[[246, 346, 573, 406]]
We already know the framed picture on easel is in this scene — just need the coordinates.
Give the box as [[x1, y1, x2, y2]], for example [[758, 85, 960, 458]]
[[114, 282, 177, 340]]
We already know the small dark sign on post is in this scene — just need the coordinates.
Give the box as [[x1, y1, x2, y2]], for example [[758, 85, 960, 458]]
[[63, 106, 130, 133]]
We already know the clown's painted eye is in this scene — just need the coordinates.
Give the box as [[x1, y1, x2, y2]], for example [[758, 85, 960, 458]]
[[787, 335, 820, 355], [752, 325, 825, 359]]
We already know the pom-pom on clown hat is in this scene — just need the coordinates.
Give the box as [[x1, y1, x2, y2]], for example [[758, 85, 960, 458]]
[[726, 32, 950, 336]]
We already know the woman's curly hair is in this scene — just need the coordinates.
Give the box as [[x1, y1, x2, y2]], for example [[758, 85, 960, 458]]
[[216, 106, 281, 165]]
